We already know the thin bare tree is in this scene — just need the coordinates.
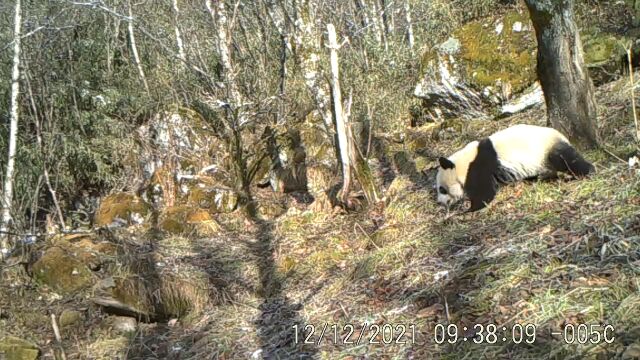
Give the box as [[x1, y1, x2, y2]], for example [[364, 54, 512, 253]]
[[404, 0, 414, 50], [171, 0, 186, 62], [1, 0, 23, 257], [327, 24, 380, 206], [291, 0, 334, 136], [327, 24, 352, 204], [206, 0, 247, 126], [127, 0, 150, 95]]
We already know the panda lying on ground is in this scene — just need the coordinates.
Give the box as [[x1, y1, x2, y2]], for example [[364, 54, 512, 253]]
[[435, 124, 595, 212]]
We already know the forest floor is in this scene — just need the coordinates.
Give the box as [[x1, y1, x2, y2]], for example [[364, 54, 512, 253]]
[[2, 78, 640, 360]]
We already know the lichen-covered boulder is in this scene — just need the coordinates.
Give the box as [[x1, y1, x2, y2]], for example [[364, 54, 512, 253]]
[[0, 336, 39, 360], [32, 247, 94, 294], [158, 205, 221, 235], [581, 28, 632, 85], [51, 233, 117, 271], [94, 193, 150, 227], [186, 184, 239, 213], [137, 108, 213, 180], [59, 310, 84, 328], [414, 10, 538, 121]]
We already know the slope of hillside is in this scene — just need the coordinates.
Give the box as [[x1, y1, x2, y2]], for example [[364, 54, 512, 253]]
[[2, 73, 639, 360]]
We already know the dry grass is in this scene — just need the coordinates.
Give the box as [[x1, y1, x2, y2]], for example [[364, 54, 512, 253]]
[[181, 76, 640, 359]]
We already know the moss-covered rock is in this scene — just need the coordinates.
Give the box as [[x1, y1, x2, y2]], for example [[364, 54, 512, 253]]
[[59, 310, 84, 328], [454, 11, 536, 94], [51, 233, 117, 271], [415, 9, 538, 121], [307, 164, 337, 195], [581, 27, 630, 85], [94, 193, 150, 227], [299, 116, 335, 167], [186, 185, 238, 213], [32, 247, 94, 294], [0, 336, 39, 360], [158, 205, 221, 235]]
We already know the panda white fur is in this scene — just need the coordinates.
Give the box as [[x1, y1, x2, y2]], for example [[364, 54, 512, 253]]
[[436, 124, 595, 212]]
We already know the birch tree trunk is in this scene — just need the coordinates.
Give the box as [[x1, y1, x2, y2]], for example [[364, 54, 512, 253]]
[[525, 0, 599, 148], [404, 0, 414, 50], [353, 0, 370, 30], [380, 0, 391, 36], [327, 24, 380, 206], [127, 1, 150, 95], [327, 24, 352, 204], [263, 1, 292, 97], [206, 0, 247, 127], [1, 0, 23, 257], [371, 0, 387, 50], [171, 0, 186, 62], [291, 0, 334, 136]]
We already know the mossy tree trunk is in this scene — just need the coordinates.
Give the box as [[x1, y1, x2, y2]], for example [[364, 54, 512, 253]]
[[525, 0, 599, 149]]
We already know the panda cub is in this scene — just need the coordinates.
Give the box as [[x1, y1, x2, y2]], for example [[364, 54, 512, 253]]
[[435, 124, 594, 212]]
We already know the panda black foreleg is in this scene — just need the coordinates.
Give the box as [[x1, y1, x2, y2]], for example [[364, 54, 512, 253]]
[[465, 138, 500, 211]]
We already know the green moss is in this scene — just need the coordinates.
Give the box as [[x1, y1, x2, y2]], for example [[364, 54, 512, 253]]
[[32, 247, 94, 294], [59, 310, 84, 328], [454, 10, 536, 92], [0, 337, 39, 360], [94, 193, 150, 226], [581, 27, 628, 66]]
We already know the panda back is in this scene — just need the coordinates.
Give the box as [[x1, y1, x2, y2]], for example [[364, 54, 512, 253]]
[[488, 125, 567, 181]]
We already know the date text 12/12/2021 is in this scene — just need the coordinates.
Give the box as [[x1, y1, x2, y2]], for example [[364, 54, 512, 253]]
[[292, 323, 616, 346]]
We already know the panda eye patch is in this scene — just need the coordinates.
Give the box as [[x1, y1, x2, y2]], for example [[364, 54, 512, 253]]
[[438, 186, 448, 195]]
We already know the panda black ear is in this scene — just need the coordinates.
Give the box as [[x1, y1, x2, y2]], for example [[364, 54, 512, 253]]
[[439, 157, 455, 169]]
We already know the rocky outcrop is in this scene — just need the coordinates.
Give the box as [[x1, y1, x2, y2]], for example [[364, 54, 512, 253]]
[[94, 193, 150, 227], [415, 10, 538, 121], [415, 9, 636, 121]]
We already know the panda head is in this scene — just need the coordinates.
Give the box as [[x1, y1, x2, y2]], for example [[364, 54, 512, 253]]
[[436, 157, 465, 207]]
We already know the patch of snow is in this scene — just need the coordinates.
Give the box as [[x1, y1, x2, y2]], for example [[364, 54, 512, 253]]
[[131, 212, 144, 225], [500, 81, 544, 115], [251, 349, 263, 359], [433, 270, 449, 282], [512, 21, 523, 32]]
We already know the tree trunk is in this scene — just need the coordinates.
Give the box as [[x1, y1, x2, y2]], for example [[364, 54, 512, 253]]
[[353, 0, 370, 30], [404, 0, 414, 50], [327, 24, 380, 206], [1, 0, 22, 257], [171, 0, 186, 62], [380, 0, 391, 36], [127, 1, 150, 96], [291, 0, 334, 136], [371, 0, 387, 50], [525, 0, 598, 148], [327, 24, 352, 204], [206, 0, 247, 127]]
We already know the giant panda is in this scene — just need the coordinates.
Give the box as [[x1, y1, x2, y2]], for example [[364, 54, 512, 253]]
[[435, 124, 595, 212]]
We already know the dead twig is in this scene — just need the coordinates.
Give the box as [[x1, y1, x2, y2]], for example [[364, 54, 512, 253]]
[[51, 313, 68, 360]]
